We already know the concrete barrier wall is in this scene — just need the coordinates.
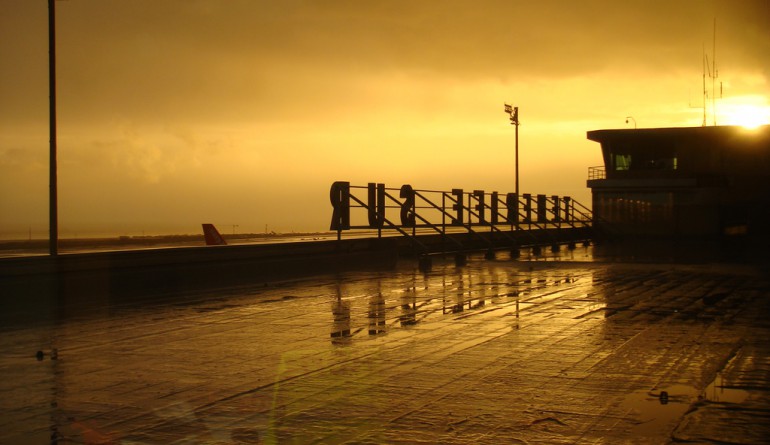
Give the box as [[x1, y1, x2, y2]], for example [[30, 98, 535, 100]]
[[0, 238, 399, 301]]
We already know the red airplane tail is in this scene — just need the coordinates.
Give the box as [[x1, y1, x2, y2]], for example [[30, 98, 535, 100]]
[[202, 223, 227, 246]]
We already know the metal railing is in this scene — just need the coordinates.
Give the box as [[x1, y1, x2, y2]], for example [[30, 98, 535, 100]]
[[329, 182, 593, 255], [588, 166, 606, 180]]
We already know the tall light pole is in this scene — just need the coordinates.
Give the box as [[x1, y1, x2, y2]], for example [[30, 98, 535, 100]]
[[504, 104, 520, 196], [49, 0, 58, 256], [625, 116, 637, 129]]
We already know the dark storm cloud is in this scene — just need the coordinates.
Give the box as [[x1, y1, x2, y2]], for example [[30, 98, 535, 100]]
[[74, 0, 765, 77], [2, 0, 768, 127]]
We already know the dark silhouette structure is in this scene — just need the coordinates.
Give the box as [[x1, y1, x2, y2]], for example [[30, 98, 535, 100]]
[[587, 125, 770, 240]]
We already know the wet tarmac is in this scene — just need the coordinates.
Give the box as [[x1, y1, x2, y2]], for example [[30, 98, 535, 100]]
[[2, 246, 769, 444]]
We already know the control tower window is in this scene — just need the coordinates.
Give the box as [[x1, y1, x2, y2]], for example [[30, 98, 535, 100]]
[[612, 153, 678, 171], [614, 154, 631, 171]]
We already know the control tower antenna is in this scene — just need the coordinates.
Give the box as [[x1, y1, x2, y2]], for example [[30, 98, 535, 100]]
[[702, 18, 720, 126]]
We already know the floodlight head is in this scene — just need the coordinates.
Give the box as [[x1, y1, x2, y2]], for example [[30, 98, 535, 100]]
[[504, 104, 513, 114]]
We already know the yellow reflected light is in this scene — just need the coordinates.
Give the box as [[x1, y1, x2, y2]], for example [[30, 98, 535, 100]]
[[717, 98, 770, 129]]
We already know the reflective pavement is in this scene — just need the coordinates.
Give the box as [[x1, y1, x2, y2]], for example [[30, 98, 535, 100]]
[[2, 246, 769, 444]]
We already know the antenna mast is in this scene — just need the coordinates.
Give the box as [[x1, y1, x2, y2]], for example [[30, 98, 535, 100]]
[[702, 44, 707, 126], [701, 18, 719, 127], [712, 17, 718, 126]]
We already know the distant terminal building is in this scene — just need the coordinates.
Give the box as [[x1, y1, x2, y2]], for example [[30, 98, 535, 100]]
[[586, 125, 770, 239]]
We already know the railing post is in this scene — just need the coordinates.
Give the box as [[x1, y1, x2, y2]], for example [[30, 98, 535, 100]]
[[491, 192, 499, 225], [537, 194, 547, 224], [552, 194, 560, 225], [523, 193, 532, 224], [442, 192, 447, 252], [451, 189, 464, 226], [473, 190, 486, 225], [367, 183, 386, 237], [506, 193, 518, 229]]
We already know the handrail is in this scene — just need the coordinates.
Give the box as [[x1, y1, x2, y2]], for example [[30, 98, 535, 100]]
[[588, 166, 606, 180], [329, 182, 593, 255], [348, 192, 430, 253]]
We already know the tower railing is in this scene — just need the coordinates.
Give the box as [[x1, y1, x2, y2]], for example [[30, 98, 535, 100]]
[[588, 166, 606, 180]]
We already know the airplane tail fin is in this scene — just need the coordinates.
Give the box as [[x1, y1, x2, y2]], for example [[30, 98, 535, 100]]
[[202, 223, 227, 246]]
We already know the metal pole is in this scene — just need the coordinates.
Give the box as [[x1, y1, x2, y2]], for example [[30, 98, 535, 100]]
[[503, 104, 520, 196], [49, 0, 58, 256], [514, 107, 519, 197]]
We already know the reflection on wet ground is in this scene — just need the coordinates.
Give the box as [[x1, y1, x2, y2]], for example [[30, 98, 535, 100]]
[[1, 246, 769, 443]]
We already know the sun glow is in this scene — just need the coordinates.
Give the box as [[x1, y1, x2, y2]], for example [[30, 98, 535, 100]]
[[717, 97, 770, 129]]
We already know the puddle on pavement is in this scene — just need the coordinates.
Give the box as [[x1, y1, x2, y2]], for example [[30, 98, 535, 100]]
[[703, 372, 749, 404], [622, 384, 695, 437], [701, 350, 750, 404], [623, 368, 750, 438]]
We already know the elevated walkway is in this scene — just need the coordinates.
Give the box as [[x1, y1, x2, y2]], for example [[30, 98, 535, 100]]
[[329, 182, 595, 270]]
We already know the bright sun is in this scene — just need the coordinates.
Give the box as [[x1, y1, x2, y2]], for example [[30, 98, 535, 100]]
[[717, 98, 770, 129]]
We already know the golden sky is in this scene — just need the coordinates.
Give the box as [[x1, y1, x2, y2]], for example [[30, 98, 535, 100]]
[[1, 0, 769, 237]]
